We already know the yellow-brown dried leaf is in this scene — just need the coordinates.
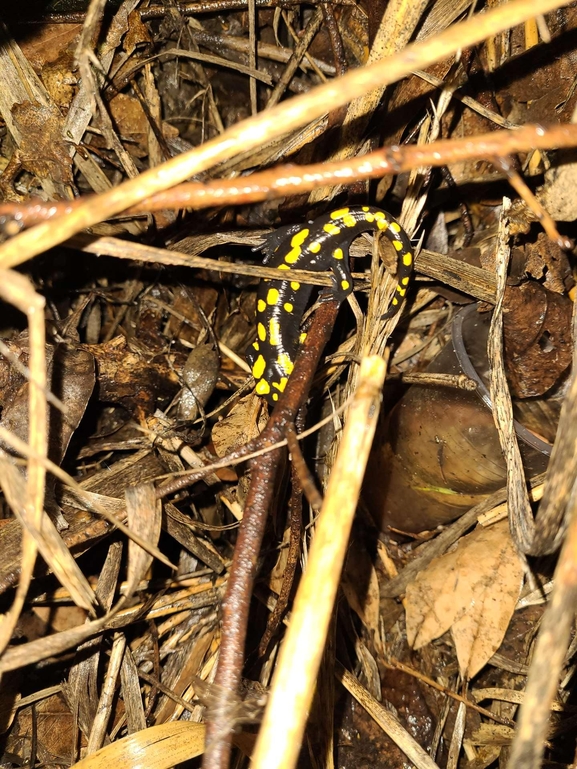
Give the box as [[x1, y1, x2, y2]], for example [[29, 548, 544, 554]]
[[406, 520, 523, 678]]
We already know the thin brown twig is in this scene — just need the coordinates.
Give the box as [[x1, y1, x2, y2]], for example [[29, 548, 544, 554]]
[[285, 423, 323, 513], [2, 123, 577, 230], [257, 446, 303, 659], [507, 478, 577, 769], [202, 300, 340, 769], [386, 659, 515, 727], [0, 0, 570, 270], [494, 155, 572, 249]]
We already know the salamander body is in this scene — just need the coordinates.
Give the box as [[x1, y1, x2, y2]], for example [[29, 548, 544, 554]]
[[248, 206, 413, 404]]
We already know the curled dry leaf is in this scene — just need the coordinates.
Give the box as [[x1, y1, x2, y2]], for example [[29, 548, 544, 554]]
[[71, 722, 205, 769], [69, 720, 254, 769], [405, 520, 524, 678]]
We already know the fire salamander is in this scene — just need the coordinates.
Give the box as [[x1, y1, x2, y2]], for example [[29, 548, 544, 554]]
[[247, 206, 413, 404]]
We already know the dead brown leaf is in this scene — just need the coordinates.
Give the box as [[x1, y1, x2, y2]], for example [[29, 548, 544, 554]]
[[406, 520, 524, 678], [12, 100, 73, 186], [212, 394, 266, 457], [342, 541, 381, 646]]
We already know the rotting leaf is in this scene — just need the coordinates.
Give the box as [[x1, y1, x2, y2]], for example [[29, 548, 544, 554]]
[[0, 343, 94, 475], [406, 520, 524, 678], [108, 93, 150, 158], [86, 336, 179, 416], [538, 155, 577, 223], [11, 100, 73, 187], [503, 282, 573, 398], [521, 231, 572, 294]]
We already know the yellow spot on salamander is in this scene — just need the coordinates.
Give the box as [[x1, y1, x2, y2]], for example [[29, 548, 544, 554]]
[[390, 221, 401, 233], [362, 206, 370, 212], [272, 377, 288, 392], [343, 213, 356, 228], [285, 247, 301, 264], [277, 354, 294, 375], [397, 287, 406, 297], [252, 341, 260, 351], [257, 299, 266, 313], [272, 392, 279, 401], [364, 212, 375, 222], [376, 218, 389, 230], [392, 297, 399, 305], [256, 379, 271, 395], [290, 281, 300, 290], [291, 228, 309, 247], [333, 248, 344, 260], [257, 322, 266, 341], [403, 252, 413, 266], [402, 276, 410, 285], [330, 207, 349, 219], [267, 287, 280, 305], [341, 279, 350, 291], [277, 264, 290, 270], [393, 240, 403, 251], [284, 302, 294, 313], [299, 332, 307, 344], [252, 354, 266, 379], [309, 241, 321, 253], [323, 222, 341, 236], [269, 318, 281, 346]]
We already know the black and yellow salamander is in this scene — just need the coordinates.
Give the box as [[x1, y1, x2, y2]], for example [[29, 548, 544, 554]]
[[247, 206, 413, 404]]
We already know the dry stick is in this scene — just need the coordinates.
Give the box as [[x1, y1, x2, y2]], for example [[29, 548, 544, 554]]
[[308, 0, 429, 206], [247, 0, 257, 115], [255, 414, 319, 657], [530, 299, 577, 555], [139, 0, 345, 20], [385, 659, 514, 727], [265, 7, 323, 109], [494, 155, 571, 249], [0, 0, 571, 270], [73, 235, 495, 306], [2, 123, 577, 228], [0, 582, 222, 673], [43, 1, 341, 23], [488, 199, 535, 555], [202, 299, 340, 769], [250, 355, 387, 769], [336, 663, 441, 769], [285, 423, 323, 512], [322, 3, 348, 78], [258, 437, 304, 658], [0, 271, 47, 655], [507, 478, 577, 769]]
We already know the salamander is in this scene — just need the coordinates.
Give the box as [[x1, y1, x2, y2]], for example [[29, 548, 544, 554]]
[[247, 205, 413, 404]]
